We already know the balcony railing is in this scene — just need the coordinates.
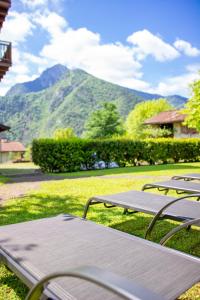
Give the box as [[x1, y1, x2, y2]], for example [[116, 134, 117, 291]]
[[0, 0, 11, 29], [0, 40, 11, 80]]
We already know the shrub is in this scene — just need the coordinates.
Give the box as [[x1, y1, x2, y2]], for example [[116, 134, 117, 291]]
[[32, 138, 200, 172]]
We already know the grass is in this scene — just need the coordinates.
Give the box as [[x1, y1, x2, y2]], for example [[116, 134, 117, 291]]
[[53, 161, 200, 178], [0, 162, 200, 299], [0, 175, 8, 185], [0, 162, 38, 176]]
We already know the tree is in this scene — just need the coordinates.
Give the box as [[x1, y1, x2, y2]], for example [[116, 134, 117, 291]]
[[83, 102, 124, 138], [183, 78, 200, 132], [125, 98, 173, 139], [53, 127, 76, 139]]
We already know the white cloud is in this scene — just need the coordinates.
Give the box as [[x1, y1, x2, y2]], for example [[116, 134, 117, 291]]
[[119, 78, 151, 91], [21, 0, 47, 6], [40, 26, 143, 87], [174, 39, 200, 57], [0, 47, 45, 96], [34, 11, 68, 38], [186, 63, 200, 72], [127, 29, 180, 61], [0, 5, 199, 99], [0, 11, 34, 44], [21, 0, 61, 8], [147, 64, 200, 96], [23, 52, 48, 65]]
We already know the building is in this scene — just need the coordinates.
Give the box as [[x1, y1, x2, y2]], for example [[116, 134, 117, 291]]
[[0, 0, 12, 81], [0, 139, 25, 163], [144, 110, 199, 138], [0, 1, 16, 163], [0, 126, 26, 163]]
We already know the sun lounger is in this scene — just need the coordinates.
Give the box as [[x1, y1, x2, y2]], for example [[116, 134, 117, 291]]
[[83, 190, 200, 237], [142, 179, 200, 195], [172, 173, 200, 181], [26, 265, 162, 300], [0, 214, 200, 300]]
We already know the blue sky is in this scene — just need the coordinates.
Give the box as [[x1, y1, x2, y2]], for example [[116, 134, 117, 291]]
[[1, 0, 200, 96]]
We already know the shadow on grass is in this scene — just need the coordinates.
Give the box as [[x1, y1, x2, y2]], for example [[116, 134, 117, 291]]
[[1, 163, 200, 184], [0, 193, 84, 226], [1, 193, 199, 258], [84, 203, 200, 257], [0, 168, 38, 176], [0, 176, 8, 185], [110, 215, 200, 257], [3, 173, 71, 185]]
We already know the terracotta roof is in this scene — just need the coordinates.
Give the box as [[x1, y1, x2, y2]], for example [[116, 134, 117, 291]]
[[0, 140, 25, 152], [144, 110, 186, 125], [0, 123, 10, 132]]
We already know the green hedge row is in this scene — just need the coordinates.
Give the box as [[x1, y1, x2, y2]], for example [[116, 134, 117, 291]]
[[32, 138, 200, 172]]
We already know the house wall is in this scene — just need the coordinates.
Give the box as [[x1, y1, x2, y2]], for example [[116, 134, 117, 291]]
[[0, 152, 24, 163], [173, 123, 200, 138], [0, 152, 10, 163], [146, 123, 200, 138]]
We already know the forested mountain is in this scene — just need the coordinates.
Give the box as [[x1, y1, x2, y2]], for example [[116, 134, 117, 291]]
[[0, 64, 187, 144]]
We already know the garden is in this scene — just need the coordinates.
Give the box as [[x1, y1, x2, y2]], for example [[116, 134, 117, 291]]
[[0, 161, 199, 299]]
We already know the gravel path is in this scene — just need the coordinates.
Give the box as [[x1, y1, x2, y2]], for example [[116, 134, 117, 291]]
[[0, 174, 67, 202]]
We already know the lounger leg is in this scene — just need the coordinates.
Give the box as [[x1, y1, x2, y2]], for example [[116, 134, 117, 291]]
[[164, 189, 169, 195], [156, 187, 169, 195], [142, 185, 171, 195], [123, 208, 128, 214], [104, 203, 116, 208], [176, 190, 186, 195], [145, 216, 162, 239], [82, 198, 102, 219], [141, 184, 155, 191], [123, 209, 137, 215], [186, 225, 191, 231]]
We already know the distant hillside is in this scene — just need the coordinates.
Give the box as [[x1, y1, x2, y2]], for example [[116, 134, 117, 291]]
[[0, 64, 187, 144], [6, 64, 67, 97]]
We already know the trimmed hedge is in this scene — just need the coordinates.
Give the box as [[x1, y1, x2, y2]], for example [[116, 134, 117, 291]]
[[32, 138, 200, 172]]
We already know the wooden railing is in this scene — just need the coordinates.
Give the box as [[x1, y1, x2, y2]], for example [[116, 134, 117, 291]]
[[0, 0, 11, 29], [0, 1, 11, 80], [0, 40, 11, 80]]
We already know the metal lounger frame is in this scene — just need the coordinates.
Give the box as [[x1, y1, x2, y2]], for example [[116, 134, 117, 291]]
[[26, 266, 163, 300], [83, 193, 200, 240], [0, 214, 200, 300], [172, 174, 200, 181], [142, 180, 200, 196]]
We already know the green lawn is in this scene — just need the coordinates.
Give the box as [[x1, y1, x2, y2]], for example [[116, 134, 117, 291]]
[[0, 162, 38, 176], [0, 175, 8, 185], [53, 161, 200, 177], [0, 162, 200, 299]]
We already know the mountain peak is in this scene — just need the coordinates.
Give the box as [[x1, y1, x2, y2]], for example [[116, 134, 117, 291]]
[[40, 64, 68, 78], [6, 64, 68, 97]]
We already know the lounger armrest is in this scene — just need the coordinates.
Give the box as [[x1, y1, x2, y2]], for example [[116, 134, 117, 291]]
[[160, 218, 200, 245], [25, 266, 163, 300], [145, 194, 200, 238]]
